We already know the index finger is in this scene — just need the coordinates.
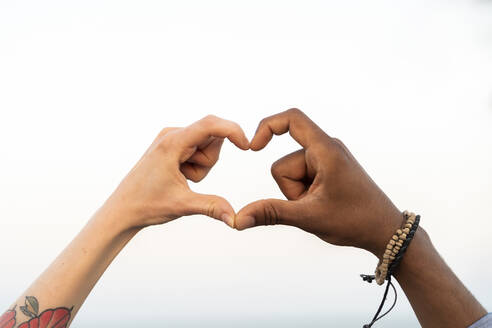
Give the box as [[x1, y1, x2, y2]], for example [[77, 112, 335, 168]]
[[250, 108, 328, 151], [181, 115, 250, 150]]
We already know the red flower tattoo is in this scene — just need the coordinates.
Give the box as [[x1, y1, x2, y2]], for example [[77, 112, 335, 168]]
[[3, 296, 73, 328], [0, 307, 16, 328], [18, 307, 71, 328]]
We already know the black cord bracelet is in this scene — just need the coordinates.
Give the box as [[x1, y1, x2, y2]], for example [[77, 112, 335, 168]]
[[360, 213, 421, 327], [387, 215, 420, 277]]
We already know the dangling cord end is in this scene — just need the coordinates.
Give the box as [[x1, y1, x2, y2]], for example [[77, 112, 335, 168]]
[[360, 275, 398, 327]]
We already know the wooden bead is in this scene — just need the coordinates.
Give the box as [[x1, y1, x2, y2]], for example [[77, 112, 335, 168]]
[[374, 210, 420, 287]]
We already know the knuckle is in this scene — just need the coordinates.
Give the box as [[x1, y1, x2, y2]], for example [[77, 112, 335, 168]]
[[331, 137, 345, 147], [157, 140, 171, 153], [209, 153, 220, 165], [157, 132, 179, 152], [270, 160, 281, 177], [202, 114, 218, 123], [287, 107, 303, 116], [325, 142, 350, 167], [194, 173, 206, 182], [332, 138, 349, 157], [206, 198, 219, 218], [258, 117, 268, 127], [183, 166, 204, 183], [158, 127, 180, 138], [159, 127, 171, 136], [193, 124, 208, 136], [189, 175, 201, 183], [263, 200, 280, 226]]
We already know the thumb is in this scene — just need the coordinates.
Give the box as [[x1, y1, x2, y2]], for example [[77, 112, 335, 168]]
[[235, 198, 299, 230], [183, 192, 236, 227]]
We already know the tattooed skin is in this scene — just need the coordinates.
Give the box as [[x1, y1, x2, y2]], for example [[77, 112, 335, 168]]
[[0, 307, 15, 328], [0, 297, 72, 328]]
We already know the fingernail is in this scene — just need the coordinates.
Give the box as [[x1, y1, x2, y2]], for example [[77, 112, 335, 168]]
[[221, 214, 233, 227], [238, 216, 255, 230]]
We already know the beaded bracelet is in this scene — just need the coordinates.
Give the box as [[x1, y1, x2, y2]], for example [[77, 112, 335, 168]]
[[375, 211, 417, 285], [360, 211, 421, 328], [387, 213, 420, 277]]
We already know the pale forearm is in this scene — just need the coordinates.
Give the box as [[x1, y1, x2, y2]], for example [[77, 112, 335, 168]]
[[5, 206, 139, 327], [394, 227, 486, 328], [1, 116, 246, 328]]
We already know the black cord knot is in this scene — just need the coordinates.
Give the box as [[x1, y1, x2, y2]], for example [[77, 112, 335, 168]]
[[360, 274, 375, 283]]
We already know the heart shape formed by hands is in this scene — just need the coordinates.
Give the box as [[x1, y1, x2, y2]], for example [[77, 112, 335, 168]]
[[189, 109, 402, 258], [109, 108, 402, 259]]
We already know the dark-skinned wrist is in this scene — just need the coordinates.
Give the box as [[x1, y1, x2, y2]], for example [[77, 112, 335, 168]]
[[365, 206, 405, 260], [390, 227, 487, 327]]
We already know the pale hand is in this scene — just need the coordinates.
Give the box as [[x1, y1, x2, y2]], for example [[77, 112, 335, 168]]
[[104, 115, 249, 230]]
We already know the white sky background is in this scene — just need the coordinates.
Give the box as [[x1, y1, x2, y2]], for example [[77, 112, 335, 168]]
[[1, 0, 492, 327]]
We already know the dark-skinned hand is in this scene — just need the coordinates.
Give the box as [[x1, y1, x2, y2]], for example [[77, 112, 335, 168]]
[[234, 108, 402, 257]]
